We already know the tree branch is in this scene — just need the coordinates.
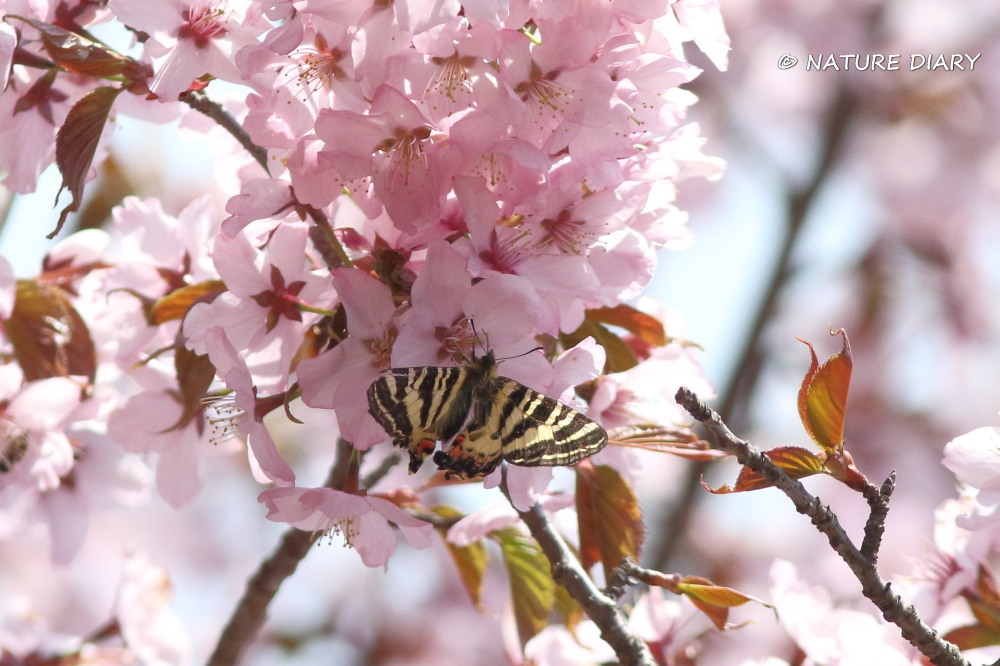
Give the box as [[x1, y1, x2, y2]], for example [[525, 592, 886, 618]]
[[674, 386, 970, 666], [860, 471, 895, 563], [206, 520, 315, 666], [503, 481, 655, 666], [207, 440, 356, 666], [182, 90, 269, 173]]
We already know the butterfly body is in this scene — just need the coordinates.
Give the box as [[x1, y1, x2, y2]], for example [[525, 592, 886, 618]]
[[367, 350, 607, 479]]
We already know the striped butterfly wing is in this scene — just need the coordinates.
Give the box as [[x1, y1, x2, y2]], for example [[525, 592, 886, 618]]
[[433, 376, 608, 480], [367, 362, 485, 474], [369, 350, 608, 480]]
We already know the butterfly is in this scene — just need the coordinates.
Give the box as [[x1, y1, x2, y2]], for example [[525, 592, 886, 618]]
[[367, 348, 608, 479]]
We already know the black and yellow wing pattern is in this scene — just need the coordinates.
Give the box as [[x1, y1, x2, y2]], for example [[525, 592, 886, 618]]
[[366, 350, 608, 479]]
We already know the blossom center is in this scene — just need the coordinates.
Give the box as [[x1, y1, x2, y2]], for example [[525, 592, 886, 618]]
[[202, 395, 243, 445], [514, 63, 572, 120], [291, 37, 347, 93], [179, 3, 228, 49], [479, 222, 532, 273], [250, 265, 307, 333], [426, 52, 476, 113], [435, 320, 475, 362], [539, 209, 595, 254]]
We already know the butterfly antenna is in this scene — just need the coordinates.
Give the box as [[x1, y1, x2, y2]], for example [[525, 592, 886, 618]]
[[496, 346, 545, 363], [468, 318, 489, 355]]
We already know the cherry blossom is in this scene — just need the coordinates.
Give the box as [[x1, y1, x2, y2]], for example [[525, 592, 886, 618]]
[[448, 492, 575, 546], [115, 552, 191, 664], [316, 84, 453, 230], [0, 374, 80, 493], [259, 486, 433, 570], [108, 0, 265, 100], [296, 267, 395, 450], [183, 221, 330, 370], [108, 390, 204, 507], [202, 326, 295, 486], [0, 67, 71, 193], [770, 560, 911, 666]]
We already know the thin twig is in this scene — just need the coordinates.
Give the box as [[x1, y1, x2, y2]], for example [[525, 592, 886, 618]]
[[182, 90, 270, 173], [207, 440, 355, 666], [502, 478, 655, 666], [206, 522, 315, 666], [361, 452, 401, 489], [674, 387, 969, 666], [860, 472, 895, 563], [306, 205, 352, 269]]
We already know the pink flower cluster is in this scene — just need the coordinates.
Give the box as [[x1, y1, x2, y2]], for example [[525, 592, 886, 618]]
[[0, 0, 727, 558], [0, 0, 728, 661]]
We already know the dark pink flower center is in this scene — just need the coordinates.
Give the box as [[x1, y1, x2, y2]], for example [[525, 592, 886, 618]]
[[250, 265, 306, 333], [179, 5, 228, 49], [540, 209, 592, 254]]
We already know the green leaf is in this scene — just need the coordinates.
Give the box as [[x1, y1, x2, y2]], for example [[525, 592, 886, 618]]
[[553, 582, 583, 631], [52, 86, 123, 238], [4, 280, 96, 383], [577, 464, 644, 579], [497, 529, 555, 646], [432, 506, 489, 608]]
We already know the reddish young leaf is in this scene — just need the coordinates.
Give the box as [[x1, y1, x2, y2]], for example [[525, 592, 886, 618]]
[[586, 304, 667, 347], [675, 576, 773, 630], [52, 86, 123, 239], [561, 316, 638, 373], [149, 280, 227, 325], [796, 329, 852, 454], [942, 624, 1000, 652], [611, 425, 727, 461], [576, 464, 644, 579], [943, 564, 1000, 650], [497, 529, 555, 646], [3, 280, 96, 383], [702, 446, 825, 494], [967, 566, 1000, 630], [170, 347, 217, 432], [821, 450, 870, 491], [8, 16, 135, 78]]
